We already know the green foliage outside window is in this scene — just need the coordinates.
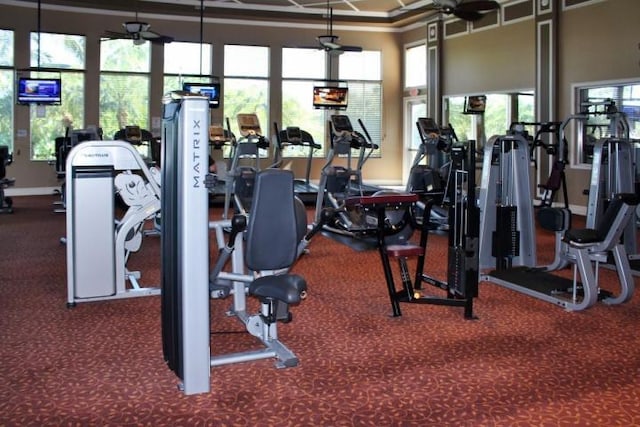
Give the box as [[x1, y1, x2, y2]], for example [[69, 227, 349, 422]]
[[99, 40, 150, 138], [28, 33, 86, 160], [30, 72, 84, 160], [99, 74, 149, 139]]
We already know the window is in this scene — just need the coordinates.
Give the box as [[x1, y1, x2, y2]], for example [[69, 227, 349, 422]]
[[405, 43, 426, 89], [444, 92, 534, 144], [99, 39, 150, 140], [0, 29, 14, 152], [339, 50, 382, 154], [163, 41, 213, 95], [223, 45, 269, 140], [281, 48, 326, 157], [28, 32, 85, 161], [572, 81, 640, 166]]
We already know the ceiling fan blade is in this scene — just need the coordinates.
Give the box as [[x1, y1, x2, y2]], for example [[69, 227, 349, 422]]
[[322, 41, 342, 50], [140, 30, 160, 38], [452, 9, 483, 21], [457, 0, 500, 12], [139, 30, 174, 44], [104, 30, 129, 39], [340, 45, 363, 52], [150, 35, 174, 44]]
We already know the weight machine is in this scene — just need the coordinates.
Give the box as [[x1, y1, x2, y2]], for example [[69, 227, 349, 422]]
[[161, 93, 311, 395], [65, 139, 161, 306], [479, 130, 637, 311], [508, 121, 568, 208]]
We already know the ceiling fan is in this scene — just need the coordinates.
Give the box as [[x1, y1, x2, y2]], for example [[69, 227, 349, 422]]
[[424, 0, 501, 21], [104, 6, 173, 45], [314, 2, 362, 56]]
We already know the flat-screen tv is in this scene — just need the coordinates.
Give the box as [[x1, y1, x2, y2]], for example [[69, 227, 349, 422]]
[[313, 86, 348, 110], [183, 82, 220, 108], [17, 77, 62, 105], [464, 95, 486, 114]]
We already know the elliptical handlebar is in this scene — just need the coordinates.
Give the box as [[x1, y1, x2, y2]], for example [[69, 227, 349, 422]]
[[357, 118, 379, 149]]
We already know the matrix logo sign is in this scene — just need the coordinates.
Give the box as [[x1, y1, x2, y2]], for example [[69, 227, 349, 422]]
[[191, 119, 203, 188]]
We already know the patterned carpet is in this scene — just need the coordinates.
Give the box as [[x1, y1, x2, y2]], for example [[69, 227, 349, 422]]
[[1, 195, 640, 426]]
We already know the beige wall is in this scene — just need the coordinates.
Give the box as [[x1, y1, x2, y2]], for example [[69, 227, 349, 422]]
[[442, 19, 535, 95]]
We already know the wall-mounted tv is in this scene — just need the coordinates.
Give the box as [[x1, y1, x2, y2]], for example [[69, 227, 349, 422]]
[[313, 86, 348, 110], [17, 77, 62, 105], [183, 82, 220, 108], [464, 95, 486, 114]]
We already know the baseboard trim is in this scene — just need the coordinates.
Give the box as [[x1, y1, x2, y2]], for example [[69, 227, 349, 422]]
[[4, 187, 60, 197]]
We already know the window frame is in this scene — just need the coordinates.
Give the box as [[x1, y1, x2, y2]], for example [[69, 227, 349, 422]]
[[338, 50, 383, 157], [570, 78, 640, 169], [281, 47, 326, 158]]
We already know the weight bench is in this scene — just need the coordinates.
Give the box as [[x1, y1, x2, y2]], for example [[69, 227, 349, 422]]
[[346, 192, 476, 318], [559, 193, 638, 309]]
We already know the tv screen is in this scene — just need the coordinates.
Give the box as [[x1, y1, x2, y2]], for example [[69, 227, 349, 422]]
[[464, 95, 486, 114], [313, 86, 348, 110], [183, 82, 220, 108], [17, 77, 62, 105]]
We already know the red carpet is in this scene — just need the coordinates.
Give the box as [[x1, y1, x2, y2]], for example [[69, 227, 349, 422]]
[[1, 196, 639, 426]]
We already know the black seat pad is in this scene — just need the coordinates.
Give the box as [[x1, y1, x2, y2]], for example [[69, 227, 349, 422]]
[[563, 228, 601, 245], [249, 274, 307, 305]]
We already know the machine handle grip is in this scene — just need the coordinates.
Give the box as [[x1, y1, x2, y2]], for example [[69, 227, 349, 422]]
[[358, 118, 374, 144]]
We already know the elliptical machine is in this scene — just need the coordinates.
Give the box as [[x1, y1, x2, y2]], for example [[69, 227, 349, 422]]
[[272, 123, 322, 203], [407, 118, 459, 230], [222, 113, 270, 219], [313, 114, 412, 248]]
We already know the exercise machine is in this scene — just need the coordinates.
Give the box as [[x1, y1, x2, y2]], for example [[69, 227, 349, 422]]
[[272, 123, 322, 204], [160, 92, 310, 395], [407, 118, 458, 230], [509, 121, 568, 208], [576, 104, 640, 273], [206, 123, 235, 197], [114, 125, 159, 165], [313, 114, 411, 248], [0, 145, 15, 213], [478, 130, 637, 311], [65, 139, 161, 306], [222, 113, 270, 219], [351, 140, 479, 318]]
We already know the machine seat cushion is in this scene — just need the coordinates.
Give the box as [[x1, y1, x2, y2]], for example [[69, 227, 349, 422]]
[[249, 274, 307, 305], [563, 228, 602, 247], [386, 244, 424, 258]]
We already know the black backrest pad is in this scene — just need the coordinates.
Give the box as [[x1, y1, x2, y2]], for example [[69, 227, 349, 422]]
[[246, 169, 298, 271]]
